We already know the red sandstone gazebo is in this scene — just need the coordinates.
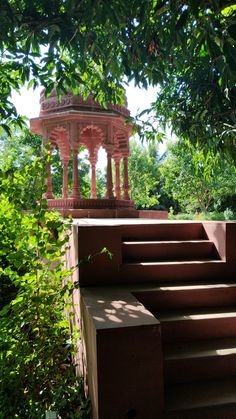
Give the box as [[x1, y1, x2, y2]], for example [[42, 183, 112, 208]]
[[30, 89, 135, 217]]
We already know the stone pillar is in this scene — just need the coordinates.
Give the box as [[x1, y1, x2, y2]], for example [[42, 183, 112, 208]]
[[114, 157, 121, 199], [62, 159, 69, 199], [106, 148, 114, 199], [44, 160, 54, 199], [89, 157, 97, 199], [123, 155, 130, 200], [43, 140, 54, 199], [71, 149, 80, 199]]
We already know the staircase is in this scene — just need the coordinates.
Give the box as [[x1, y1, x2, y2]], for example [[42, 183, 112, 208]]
[[76, 220, 236, 418], [120, 222, 225, 283], [121, 222, 236, 418]]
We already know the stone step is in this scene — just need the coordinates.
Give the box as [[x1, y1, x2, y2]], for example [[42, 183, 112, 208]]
[[164, 377, 236, 419], [134, 282, 236, 311], [122, 240, 219, 262], [120, 260, 225, 283], [156, 307, 236, 343], [121, 222, 207, 241], [164, 337, 236, 384]]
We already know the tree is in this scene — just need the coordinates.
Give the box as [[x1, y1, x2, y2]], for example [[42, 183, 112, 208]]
[[128, 139, 160, 209], [160, 139, 236, 213], [0, 1, 236, 154], [152, 9, 236, 157]]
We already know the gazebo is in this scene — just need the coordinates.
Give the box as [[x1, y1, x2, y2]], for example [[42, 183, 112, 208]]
[[30, 89, 135, 217]]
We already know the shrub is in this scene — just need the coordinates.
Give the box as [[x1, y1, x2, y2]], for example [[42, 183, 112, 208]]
[[168, 210, 236, 221], [223, 208, 236, 220], [0, 157, 90, 418]]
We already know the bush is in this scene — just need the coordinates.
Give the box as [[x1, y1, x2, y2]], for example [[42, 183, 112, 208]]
[[168, 208, 194, 220], [172, 213, 194, 220], [0, 157, 90, 418], [204, 212, 226, 221], [223, 208, 236, 220], [168, 210, 236, 221]]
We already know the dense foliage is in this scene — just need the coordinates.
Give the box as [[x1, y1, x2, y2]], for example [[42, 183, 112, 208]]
[[0, 130, 43, 206], [51, 147, 106, 199], [152, 3, 236, 156], [128, 139, 160, 208], [0, 155, 89, 418], [161, 139, 236, 213], [0, 0, 235, 155], [0, 130, 106, 199]]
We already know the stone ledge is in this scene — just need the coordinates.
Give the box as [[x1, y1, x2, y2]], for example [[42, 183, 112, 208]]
[[79, 286, 163, 419], [80, 286, 160, 330]]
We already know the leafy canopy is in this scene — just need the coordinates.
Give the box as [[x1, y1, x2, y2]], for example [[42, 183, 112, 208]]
[[1, 0, 236, 153]]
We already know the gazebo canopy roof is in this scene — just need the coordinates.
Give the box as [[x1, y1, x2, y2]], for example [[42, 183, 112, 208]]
[[39, 88, 130, 119]]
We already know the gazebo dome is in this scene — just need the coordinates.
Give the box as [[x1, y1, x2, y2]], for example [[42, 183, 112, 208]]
[[39, 88, 130, 118]]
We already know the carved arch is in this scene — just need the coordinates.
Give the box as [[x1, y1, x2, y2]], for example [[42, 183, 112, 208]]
[[48, 126, 71, 161], [80, 125, 104, 158]]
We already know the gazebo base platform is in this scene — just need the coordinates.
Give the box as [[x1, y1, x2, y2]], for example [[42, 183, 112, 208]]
[[47, 197, 134, 210], [52, 208, 168, 219], [57, 208, 138, 218], [46, 198, 168, 219]]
